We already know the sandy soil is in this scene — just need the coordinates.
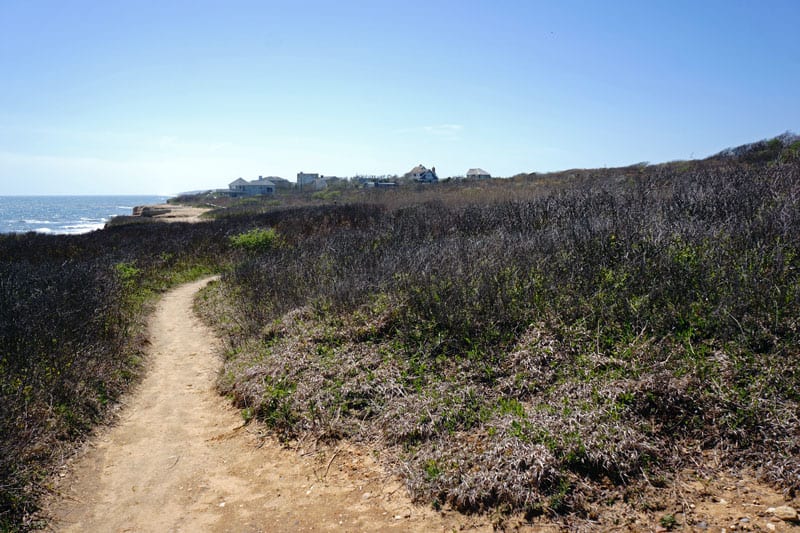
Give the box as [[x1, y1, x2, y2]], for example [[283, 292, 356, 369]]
[[43, 278, 799, 532], [44, 278, 492, 533], [136, 204, 211, 222]]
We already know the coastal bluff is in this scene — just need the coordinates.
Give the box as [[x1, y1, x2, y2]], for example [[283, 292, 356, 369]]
[[131, 205, 172, 217], [130, 204, 211, 222], [106, 203, 211, 229]]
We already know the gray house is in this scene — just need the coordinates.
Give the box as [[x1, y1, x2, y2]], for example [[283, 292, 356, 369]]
[[466, 168, 491, 179], [406, 164, 438, 182], [228, 176, 277, 197], [297, 172, 320, 190]]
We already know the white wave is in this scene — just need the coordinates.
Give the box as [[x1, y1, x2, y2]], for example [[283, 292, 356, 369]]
[[23, 219, 53, 224], [34, 227, 54, 234], [59, 222, 105, 234]]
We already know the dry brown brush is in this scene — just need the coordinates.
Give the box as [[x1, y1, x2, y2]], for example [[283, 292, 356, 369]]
[[199, 157, 800, 518], [0, 217, 270, 530]]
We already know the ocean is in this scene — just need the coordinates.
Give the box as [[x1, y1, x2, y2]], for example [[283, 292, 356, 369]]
[[0, 195, 168, 235]]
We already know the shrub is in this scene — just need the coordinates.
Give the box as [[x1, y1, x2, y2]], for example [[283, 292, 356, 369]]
[[0, 215, 271, 528], [229, 227, 281, 253], [200, 157, 800, 518]]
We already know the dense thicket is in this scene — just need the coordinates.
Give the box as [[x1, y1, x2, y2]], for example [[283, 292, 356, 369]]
[[204, 159, 800, 516], [0, 220, 249, 529]]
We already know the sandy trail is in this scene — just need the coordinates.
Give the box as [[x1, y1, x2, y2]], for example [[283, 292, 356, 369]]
[[47, 278, 490, 532]]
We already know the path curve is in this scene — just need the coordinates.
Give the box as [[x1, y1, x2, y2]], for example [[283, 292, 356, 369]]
[[46, 278, 490, 532]]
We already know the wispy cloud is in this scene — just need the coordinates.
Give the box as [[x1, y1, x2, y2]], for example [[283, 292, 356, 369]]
[[422, 124, 464, 136]]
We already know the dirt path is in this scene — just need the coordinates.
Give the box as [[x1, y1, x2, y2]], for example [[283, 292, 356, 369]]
[[45, 278, 492, 532], [44, 279, 800, 532]]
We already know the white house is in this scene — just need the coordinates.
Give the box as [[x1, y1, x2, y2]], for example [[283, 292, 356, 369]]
[[228, 176, 276, 196], [297, 172, 320, 189], [466, 168, 491, 179], [406, 164, 438, 182], [229, 178, 249, 193]]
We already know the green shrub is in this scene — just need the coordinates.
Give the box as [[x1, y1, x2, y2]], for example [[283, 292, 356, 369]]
[[229, 228, 281, 253]]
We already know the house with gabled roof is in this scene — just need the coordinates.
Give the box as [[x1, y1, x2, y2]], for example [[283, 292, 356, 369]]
[[466, 168, 491, 179], [406, 164, 438, 182], [228, 176, 276, 197], [229, 178, 248, 190]]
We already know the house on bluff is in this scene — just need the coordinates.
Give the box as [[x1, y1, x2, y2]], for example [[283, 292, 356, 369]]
[[297, 171, 330, 191], [228, 176, 277, 197], [406, 164, 438, 182], [466, 168, 491, 179]]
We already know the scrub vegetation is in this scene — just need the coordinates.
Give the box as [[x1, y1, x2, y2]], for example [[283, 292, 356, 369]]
[[199, 141, 800, 520], [0, 220, 255, 530], [2, 134, 799, 530]]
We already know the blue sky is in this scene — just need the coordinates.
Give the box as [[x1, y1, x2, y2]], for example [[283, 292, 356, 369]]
[[1, 0, 798, 195]]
